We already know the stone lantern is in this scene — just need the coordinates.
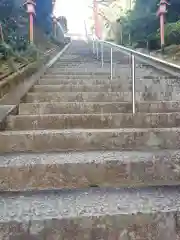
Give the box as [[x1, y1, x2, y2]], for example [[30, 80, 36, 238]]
[[24, 0, 36, 44], [157, 0, 170, 51]]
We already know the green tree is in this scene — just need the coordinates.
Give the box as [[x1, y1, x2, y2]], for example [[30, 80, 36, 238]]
[[119, 0, 180, 49]]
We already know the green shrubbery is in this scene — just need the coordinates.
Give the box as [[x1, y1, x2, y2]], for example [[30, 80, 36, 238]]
[[0, 0, 29, 51], [157, 21, 180, 46], [118, 0, 180, 50]]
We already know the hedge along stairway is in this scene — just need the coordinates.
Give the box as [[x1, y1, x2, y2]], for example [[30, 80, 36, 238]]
[[1, 40, 180, 239]]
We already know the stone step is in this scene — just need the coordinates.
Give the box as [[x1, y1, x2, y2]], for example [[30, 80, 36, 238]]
[[19, 102, 132, 115], [0, 128, 180, 153], [54, 59, 88, 62], [1, 150, 180, 191], [44, 71, 113, 76], [53, 63, 107, 67], [48, 68, 118, 73], [55, 68, 113, 71], [33, 82, 169, 93], [54, 62, 102, 65], [6, 112, 180, 130], [25, 92, 143, 103], [39, 76, 170, 85], [32, 84, 121, 92], [52, 62, 89, 65], [0, 187, 179, 239], [38, 77, 178, 88], [18, 101, 180, 115], [45, 69, 157, 78], [49, 64, 107, 67], [31, 85, 180, 101], [52, 63, 107, 67], [41, 74, 115, 80], [38, 78, 123, 85], [42, 73, 125, 78], [40, 75, 179, 85], [2, 41, 178, 239]]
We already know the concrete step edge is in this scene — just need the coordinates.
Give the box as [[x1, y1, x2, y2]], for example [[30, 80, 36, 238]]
[[0, 128, 180, 153], [0, 187, 178, 240], [6, 112, 180, 130], [0, 150, 179, 191]]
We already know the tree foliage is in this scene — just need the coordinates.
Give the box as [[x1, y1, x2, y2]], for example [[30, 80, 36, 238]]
[[157, 20, 180, 45], [0, 0, 28, 52], [119, 0, 180, 49], [36, 0, 53, 35], [0, 0, 65, 64]]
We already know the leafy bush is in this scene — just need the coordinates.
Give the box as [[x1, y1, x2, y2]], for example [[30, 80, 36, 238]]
[[0, 0, 29, 54], [156, 21, 180, 46], [118, 0, 180, 49]]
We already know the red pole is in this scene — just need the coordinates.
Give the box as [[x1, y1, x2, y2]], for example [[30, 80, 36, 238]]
[[24, 1, 36, 44], [29, 13, 34, 43], [157, 0, 170, 52], [160, 14, 165, 47]]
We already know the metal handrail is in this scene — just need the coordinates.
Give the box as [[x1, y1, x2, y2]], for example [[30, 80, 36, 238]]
[[91, 38, 180, 114], [97, 39, 180, 75], [102, 40, 180, 70]]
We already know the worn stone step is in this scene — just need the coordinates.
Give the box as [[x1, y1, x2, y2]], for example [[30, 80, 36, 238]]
[[51, 63, 85, 66], [38, 76, 176, 87], [34, 82, 169, 93], [39, 76, 170, 85], [0, 150, 180, 191], [0, 187, 179, 239], [54, 62, 101, 65], [18, 101, 180, 115], [45, 68, 158, 78], [38, 78, 122, 85], [6, 112, 180, 130], [19, 102, 132, 115], [42, 73, 123, 78], [40, 76, 179, 88], [51, 63, 108, 68], [50, 63, 107, 67], [53, 64, 108, 68], [25, 92, 143, 103], [41, 74, 116, 81], [31, 85, 180, 101], [44, 71, 112, 76], [49, 69, 118, 74], [54, 59, 86, 62], [0, 128, 180, 153], [32, 84, 121, 92]]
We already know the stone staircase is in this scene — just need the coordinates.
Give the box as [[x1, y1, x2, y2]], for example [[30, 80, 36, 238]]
[[0, 40, 180, 239]]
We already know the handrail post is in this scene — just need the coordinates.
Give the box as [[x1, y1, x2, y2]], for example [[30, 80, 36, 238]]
[[101, 42, 104, 67], [131, 54, 136, 114], [92, 39, 95, 54], [110, 47, 113, 80], [96, 40, 99, 59]]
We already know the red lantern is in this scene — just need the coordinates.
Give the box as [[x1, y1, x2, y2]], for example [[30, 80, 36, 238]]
[[24, 0, 36, 14], [157, 0, 169, 16]]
